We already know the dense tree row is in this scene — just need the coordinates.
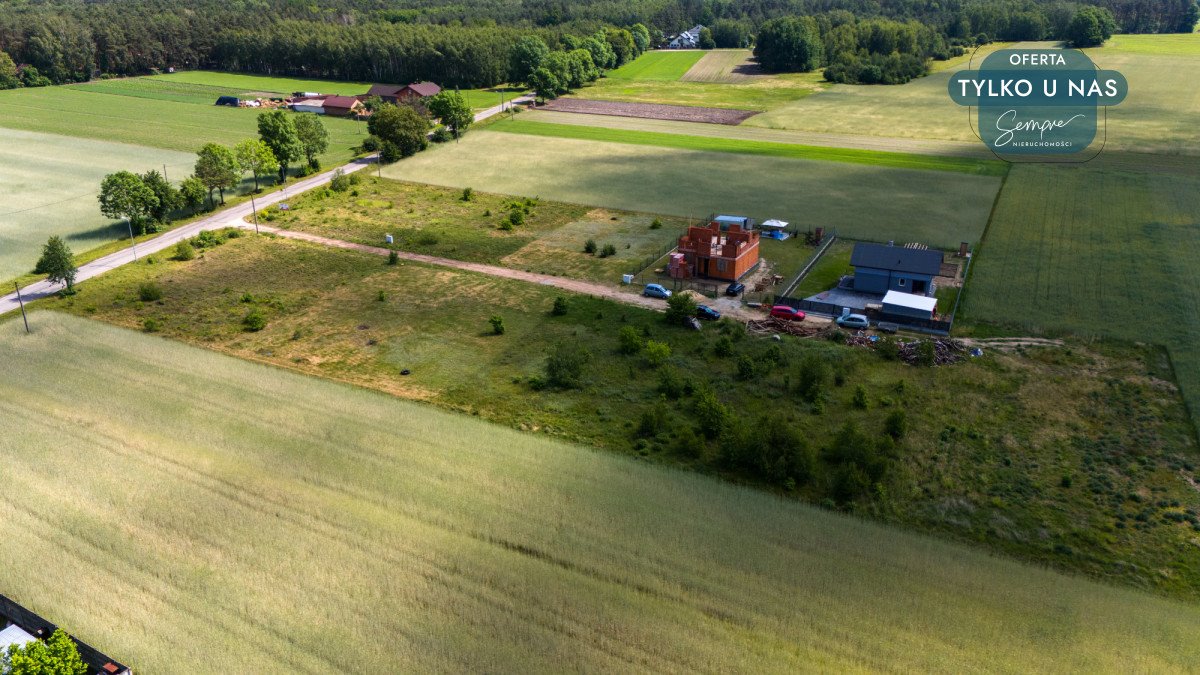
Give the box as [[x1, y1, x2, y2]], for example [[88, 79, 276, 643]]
[[0, 0, 1194, 89]]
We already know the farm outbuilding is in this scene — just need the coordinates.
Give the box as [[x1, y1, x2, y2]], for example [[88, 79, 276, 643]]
[[322, 95, 364, 116], [850, 242, 942, 296], [291, 98, 326, 114], [365, 82, 442, 105], [882, 290, 938, 320]]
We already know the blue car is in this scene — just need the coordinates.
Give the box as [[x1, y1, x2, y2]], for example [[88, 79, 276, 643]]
[[695, 305, 721, 321], [643, 283, 672, 299]]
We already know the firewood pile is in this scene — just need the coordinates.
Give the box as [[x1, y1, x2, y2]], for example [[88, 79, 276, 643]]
[[746, 318, 833, 338], [844, 334, 967, 365]]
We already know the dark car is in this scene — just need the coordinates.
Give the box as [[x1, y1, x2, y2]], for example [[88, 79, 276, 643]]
[[696, 305, 721, 321], [769, 305, 806, 321], [725, 282, 745, 297]]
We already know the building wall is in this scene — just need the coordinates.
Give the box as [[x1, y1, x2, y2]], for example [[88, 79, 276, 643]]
[[882, 302, 935, 320], [854, 267, 935, 295]]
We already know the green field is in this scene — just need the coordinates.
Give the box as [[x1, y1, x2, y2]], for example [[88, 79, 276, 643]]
[[264, 177, 686, 281], [3, 312, 1199, 672], [147, 71, 521, 111], [0, 86, 367, 164], [490, 118, 1006, 175], [745, 37, 1200, 155], [0, 128, 193, 282], [963, 163, 1200, 432], [680, 50, 764, 83], [382, 130, 1001, 248], [607, 50, 706, 80], [43, 233, 1200, 597]]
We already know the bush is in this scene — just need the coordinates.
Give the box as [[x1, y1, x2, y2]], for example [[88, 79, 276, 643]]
[[489, 315, 505, 335], [431, 126, 453, 143], [600, 243, 617, 258], [172, 241, 195, 261], [387, 249, 399, 265], [243, 308, 267, 332], [649, 218, 662, 230], [377, 290, 387, 302], [796, 354, 830, 402], [617, 325, 643, 355], [657, 366, 689, 398], [551, 296, 569, 316], [137, 282, 163, 302], [461, 187, 473, 202], [330, 168, 360, 192], [665, 293, 697, 326], [361, 135, 381, 153], [693, 387, 730, 439], [643, 340, 671, 367], [544, 343, 591, 389], [507, 209, 525, 227], [852, 385, 868, 409], [736, 354, 756, 380], [379, 141, 402, 164], [875, 337, 900, 361], [713, 335, 735, 358], [583, 239, 597, 254], [884, 410, 907, 439], [142, 317, 160, 332], [914, 340, 937, 367]]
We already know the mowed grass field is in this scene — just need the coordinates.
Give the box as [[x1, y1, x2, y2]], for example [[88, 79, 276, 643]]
[[680, 49, 765, 83], [490, 118, 1006, 175], [963, 163, 1200, 430], [0, 86, 367, 164], [2, 312, 1199, 673], [0, 128, 193, 282], [607, 50, 705, 80], [147, 71, 523, 111], [383, 130, 1001, 247], [746, 36, 1200, 155]]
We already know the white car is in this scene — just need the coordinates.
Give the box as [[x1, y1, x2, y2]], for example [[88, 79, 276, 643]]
[[836, 313, 870, 329]]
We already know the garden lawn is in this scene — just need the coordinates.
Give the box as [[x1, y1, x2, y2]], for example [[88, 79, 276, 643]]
[[962, 162, 1200, 434], [489, 118, 1006, 175], [382, 130, 1001, 248], [0, 127, 193, 283], [0, 86, 367, 165], [3, 312, 1198, 673], [607, 50, 706, 80], [40, 234, 1200, 599]]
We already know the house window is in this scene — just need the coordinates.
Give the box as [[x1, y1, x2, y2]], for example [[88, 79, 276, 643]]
[[898, 278, 906, 287], [717, 260, 726, 272]]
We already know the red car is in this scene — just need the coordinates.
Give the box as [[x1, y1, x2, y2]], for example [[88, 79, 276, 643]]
[[770, 305, 806, 321]]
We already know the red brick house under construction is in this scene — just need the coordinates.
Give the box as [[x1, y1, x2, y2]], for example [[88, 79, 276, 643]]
[[672, 219, 760, 281]]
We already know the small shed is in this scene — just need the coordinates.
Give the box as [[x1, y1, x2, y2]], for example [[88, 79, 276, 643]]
[[713, 214, 754, 231], [214, 96, 240, 107], [322, 95, 364, 117], [882, 290, 937, 320]]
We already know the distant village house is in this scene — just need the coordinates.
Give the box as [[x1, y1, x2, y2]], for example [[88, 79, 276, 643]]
[[365, 82, 442, 105], [667, 25, 705, 49]]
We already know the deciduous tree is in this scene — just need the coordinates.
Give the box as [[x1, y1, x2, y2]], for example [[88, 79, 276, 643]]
[[36, 235, 77, 292], [98, 170, 158, 234], [235, 138, 279, 191], [179, 175, 207, 213], [194, 142, 240, 206], [367, 104, 429, 158], [257, 110, 302, 181], [3, 629, 87, 675], [293, 114, 329, 170], [755, 16, 823, 72], [427, 90, 473, 138]]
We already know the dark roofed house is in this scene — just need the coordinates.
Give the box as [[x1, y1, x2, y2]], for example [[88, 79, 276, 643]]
[[365, 82, 442, 105], [322, 95, 364, 117], [849, 242, 942, 296], [0, 593, 131, 675]]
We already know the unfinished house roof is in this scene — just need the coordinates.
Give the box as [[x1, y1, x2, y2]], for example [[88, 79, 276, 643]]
[[851, 242, 942, 276]]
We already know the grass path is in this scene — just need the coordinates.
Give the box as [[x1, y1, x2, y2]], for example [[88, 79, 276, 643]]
[[2, 312, 1198, 673], [607, 51, 706, 80]]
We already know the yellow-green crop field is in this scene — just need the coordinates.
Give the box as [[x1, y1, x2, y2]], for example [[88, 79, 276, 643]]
[[1, 312, 1198, 673]]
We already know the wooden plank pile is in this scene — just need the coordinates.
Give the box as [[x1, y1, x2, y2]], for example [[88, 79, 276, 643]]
[[746, 318, 833, 338], [844, 334, 967, 365]]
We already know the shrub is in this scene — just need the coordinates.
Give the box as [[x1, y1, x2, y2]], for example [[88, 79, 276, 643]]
[[142, 317, 160, 332], [377, 290, 386, 302], [172, 241, 195, 261], [693, 387, 730, 439], [243, 308, 267, 332], [551, 296, 569, 316], [852, 385, 868, 409], [544, 343, 591, 389], [636, 402, 668, 438], [137, 282, 163, 302], [489, 315, 505, 335], [796, 354, 830, 402], [665, 293, 697, 326], [617, 325, 644, 355], [713, 335, 735, 358], [736, 354, 756, 380], [507, 209, 525, 227], [914, 340, 937, 367], [387, 250, 399, 265], [379, 141, 402, 164], [361, 135, 381, 152], [330, 168, 360, 192], [649, 218, 662, 230], [583, 239, 597, 254], [884, 410, 907, 440], [431, 126, 453, 143], [657, 366, 688, 398], [643, 340, 671, 367], [876, 336, 900, 361], [240, 292, 254, 303], [600, 243, 617, 258], [461, 187, 473, 202]]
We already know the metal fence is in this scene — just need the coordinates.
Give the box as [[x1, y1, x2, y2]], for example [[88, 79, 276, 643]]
[[776, 230, 839, 299]]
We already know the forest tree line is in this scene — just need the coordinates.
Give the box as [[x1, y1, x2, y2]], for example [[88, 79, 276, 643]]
[[0, 0, 1195, 89]]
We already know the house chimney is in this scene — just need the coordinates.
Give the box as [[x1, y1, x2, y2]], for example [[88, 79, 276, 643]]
[[958, 241, 968, 257], [887, 240, 894, 247]]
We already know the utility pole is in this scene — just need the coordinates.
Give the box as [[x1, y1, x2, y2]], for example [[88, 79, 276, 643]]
[[250, 191, 260, 234], [126, 219, 139, 260], [14, 282, 29, 334], [162, 163, 169, 183]]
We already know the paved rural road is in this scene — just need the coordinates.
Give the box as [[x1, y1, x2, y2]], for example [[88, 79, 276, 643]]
[[243, 224, 670, 312], [0, 95, 535, 318], [0, 158, 374, 317]]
